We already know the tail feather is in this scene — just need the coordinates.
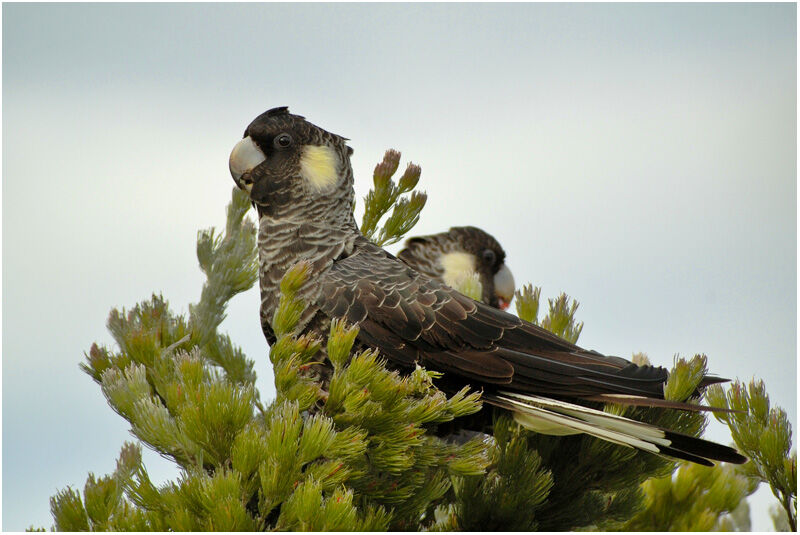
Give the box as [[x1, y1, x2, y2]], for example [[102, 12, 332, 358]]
[[656, 445, 714, 466], [699, 375, 729, 388], [582, 393, 741, 413], [496, 396, 659, 451], [489, 391, 747, 466], [662, 430, 747, 464]]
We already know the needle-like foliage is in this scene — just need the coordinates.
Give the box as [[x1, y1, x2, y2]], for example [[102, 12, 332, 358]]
[[360, 149, 427, 247], [707, 380, 797, 531], [45, 152, 793, 531]]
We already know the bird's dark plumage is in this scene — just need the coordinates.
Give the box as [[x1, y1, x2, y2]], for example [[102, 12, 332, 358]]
[[398, 226, 515, 310], [228, 107, 746, 466]]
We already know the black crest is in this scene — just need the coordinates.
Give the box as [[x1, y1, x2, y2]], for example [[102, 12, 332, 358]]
[[260, 106, 305, 121], [265, 106, 290, 117], [244, 106, 307, 137]]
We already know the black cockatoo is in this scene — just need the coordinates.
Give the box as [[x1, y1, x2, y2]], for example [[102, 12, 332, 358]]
[[228, 106, 745, 466], [398, 226, 515, 310]]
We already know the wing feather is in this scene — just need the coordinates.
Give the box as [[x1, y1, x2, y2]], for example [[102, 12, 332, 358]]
[[317, 239, 675, 400], [311, 238, 745, 464]]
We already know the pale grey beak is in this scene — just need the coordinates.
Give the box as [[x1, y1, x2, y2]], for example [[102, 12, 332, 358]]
[[229, 136, 266, 188], [493, 263, 516, 310]]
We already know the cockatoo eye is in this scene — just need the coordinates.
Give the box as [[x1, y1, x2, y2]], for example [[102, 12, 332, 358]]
[[274, 133, 292, 148], [481, 249, 496, 266]]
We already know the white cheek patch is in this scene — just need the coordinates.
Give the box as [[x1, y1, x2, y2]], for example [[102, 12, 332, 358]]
[[440, 251, 478, 289], [300, 145, 339, 192]]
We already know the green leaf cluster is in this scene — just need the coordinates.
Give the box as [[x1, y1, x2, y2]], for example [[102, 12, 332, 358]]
[[513, 288, 794, 532], [445, 415, 553, 530], [268, 270, 489, 529], [360, 149, 427, 247], [47, 154, 794, 532], [446, 278, 717, 530], [49, 444, 149, 531], [48, 183, 488, 531], [514, 284, 583, 343], [623, 460, 758, 531], [523, 355, 710, 531], [452, 272, 483, 302], [190, 187, 260, 384], [707, 379, 797, 531]]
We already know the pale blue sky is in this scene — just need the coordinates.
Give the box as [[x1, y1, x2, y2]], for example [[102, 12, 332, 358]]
[[3, 3, 796, 530]]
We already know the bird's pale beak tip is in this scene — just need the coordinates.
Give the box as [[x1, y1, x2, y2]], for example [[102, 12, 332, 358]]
[[493, 264, 515, 311], [229, 136, 266, 186]]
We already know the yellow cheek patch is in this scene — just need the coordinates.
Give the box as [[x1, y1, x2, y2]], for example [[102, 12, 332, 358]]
[[300, 145, 339, 192], [440, 251, 478, 289]]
